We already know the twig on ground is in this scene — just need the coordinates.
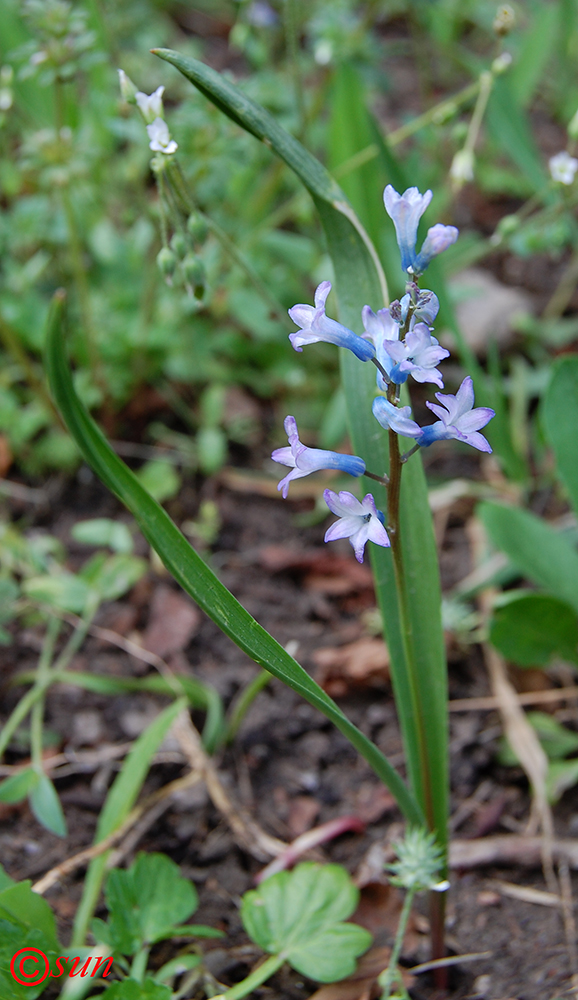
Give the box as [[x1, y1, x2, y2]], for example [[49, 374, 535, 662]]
[[32, 770, 201, 894], [489, 879, 561, 908], [449, 835, 578, 869], [449, 685, 578, 712], [173, 712, 287, 863]]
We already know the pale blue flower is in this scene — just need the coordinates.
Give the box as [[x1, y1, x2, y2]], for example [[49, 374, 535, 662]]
[[383, 322, 449, 387], [412, 289, 440, 325], [361, 305, 400, 389], [272, 416, 365, 498], [288, 282, 375, 362], [383, 186, 458, 274], [372, 398, 423, 439], [420, 377, 494, 452], [383, 185, 432, 272], [413, 223, 459, 273], [323, 489, 390, 563]]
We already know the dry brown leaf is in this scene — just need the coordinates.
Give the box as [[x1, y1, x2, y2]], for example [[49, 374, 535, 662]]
[[355, 783, 397, 824], [313, 638, 389, 696], [142, 585, 201, 658]]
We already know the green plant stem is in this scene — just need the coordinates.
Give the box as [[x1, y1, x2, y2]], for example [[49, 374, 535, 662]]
[[0, 610, 93, 760], [31, 615, 60, 769], [0, 317, 61, 425], [164, 160, 292, 329], [226, 669, 271, 743], [379, 886, 416, 998], [130, 945, 150, 983], [218, 954, 285, 1000]]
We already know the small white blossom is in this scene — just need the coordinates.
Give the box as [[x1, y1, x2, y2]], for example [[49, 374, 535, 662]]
[[146, 117, 178, 155], [136, 85, 165, 124], [549, 151, 578, 185]]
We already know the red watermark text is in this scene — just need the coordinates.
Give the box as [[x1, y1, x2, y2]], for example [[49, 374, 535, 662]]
[[10, 949, 113, 986]]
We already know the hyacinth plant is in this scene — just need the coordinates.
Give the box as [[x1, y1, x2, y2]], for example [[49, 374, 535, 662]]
[[45, 50, 494, 978]]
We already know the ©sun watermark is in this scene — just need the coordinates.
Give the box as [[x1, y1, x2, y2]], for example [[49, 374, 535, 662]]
[[10, 948, 113, 986]]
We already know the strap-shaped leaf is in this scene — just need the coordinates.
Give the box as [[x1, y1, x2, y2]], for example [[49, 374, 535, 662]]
[[543, 355, 578, 520], [154, 48, 446, 842], [45, 293, 422, 828]]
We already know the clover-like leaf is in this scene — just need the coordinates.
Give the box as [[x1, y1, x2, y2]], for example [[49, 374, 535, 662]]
[[97, 978, 171, 1000], [101, 853, 199, 955], [241, 863, 372, 983]]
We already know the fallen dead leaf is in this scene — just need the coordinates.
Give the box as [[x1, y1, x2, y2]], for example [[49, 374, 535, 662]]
[[355, 783, 397, 824], [142, 584, 201, 658], [313, 638, 389, 696], [258, 546, 374, 594]]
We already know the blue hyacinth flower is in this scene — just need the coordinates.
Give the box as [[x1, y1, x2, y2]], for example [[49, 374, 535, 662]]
[[272, 416, 366, 498], [288, 281, 375, 362]]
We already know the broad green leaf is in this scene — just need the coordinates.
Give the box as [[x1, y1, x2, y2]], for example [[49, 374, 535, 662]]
[[479, 502, 578, 616], [45, 295, 421, 831], [71, 519, 134, 554], [102, 853, 198, 954], [543, 356, 578, 519], [29, 773, 67, 837], [546, 758, 578, 803], [72, 699, 187, 946], [135, 460, 181, 503], [98, 979, 171, 1000], [241, 863, 372, 983], [0, 881, 59, 947], [489, 594, 578, 667], [22, 572, 93, 614], [0, 921, 59, 1000], [0, 865, 14, 891], [0, 767, 39, 804]]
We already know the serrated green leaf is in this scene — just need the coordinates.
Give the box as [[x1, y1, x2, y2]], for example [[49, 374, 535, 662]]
[[543, 356, 578, 520], [241, 863, 372, 983], [29, 773, 67, 837], [71, 519, 134, 554], [0, 767, 39, 804], [45, 294, 421, 829], [0, 921, 59, 1000], [0, 881, 59, 948], [489, 593, 578, 667], [479, 502, 578, 616], [103, 853, 198, 955], [98, 978, 171, 1000]]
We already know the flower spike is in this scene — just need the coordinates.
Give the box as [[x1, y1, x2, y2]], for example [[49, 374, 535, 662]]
[[289, 282, 375, 362], [272, 416, 365, 498], [323, 490, 390, 563]]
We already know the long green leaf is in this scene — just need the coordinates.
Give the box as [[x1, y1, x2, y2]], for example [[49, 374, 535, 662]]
[[543, 355, 578, 519], [45, 293, 421, 829], [153, 48, 445, 839], [479, 501, 578, 616], [72, 698, 186, 945]]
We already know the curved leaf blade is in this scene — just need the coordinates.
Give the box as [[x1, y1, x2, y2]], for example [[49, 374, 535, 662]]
[[45, 293, 421, 828]]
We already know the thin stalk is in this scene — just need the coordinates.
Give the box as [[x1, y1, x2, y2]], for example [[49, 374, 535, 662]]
[[130, 945, 150, 983], [217, 954, 285, 1000], [0, 616, 61, 760], [226, 669, 271, 743], [379, 886, 416, 998], [164, 161, 292, 329], [31, 615, 60, 769], [364, 469, 390, 487]]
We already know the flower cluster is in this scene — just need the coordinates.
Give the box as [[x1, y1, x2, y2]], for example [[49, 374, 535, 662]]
[[272, 186, 494, 562]]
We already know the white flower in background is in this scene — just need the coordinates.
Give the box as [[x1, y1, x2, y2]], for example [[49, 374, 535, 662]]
[[136, 85, 165, 123], [549, 151, 578, 185], [146, 117, 178, 155]]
